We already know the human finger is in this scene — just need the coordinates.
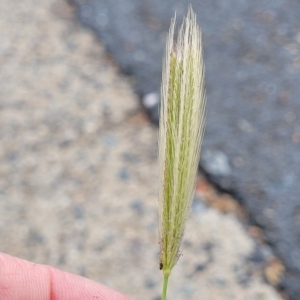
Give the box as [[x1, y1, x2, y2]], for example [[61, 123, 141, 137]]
[[0, 252, 132, 300]]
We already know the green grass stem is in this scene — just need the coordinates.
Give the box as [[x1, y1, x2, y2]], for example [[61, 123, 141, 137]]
[[161, 274, 169, 300]]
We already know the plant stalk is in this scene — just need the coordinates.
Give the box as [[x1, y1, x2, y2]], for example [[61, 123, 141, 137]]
[[161, 274, 169, 300]]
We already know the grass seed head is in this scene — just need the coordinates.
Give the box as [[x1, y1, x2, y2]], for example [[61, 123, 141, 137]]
[[158, 6, 206, 276]]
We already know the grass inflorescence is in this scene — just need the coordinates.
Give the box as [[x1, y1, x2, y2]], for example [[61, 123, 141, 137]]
[[158, 6, 206, 300]]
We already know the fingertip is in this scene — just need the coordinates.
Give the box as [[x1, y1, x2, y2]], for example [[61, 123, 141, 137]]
[[46, 264, 132, 300], [0, 252, 132, 300]]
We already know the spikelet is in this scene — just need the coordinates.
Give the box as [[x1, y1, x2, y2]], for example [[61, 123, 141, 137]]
[[158, 6, 206, 282]]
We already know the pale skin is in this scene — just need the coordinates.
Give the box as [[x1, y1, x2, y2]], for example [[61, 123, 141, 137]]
[[0, 252, 132, 300]]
